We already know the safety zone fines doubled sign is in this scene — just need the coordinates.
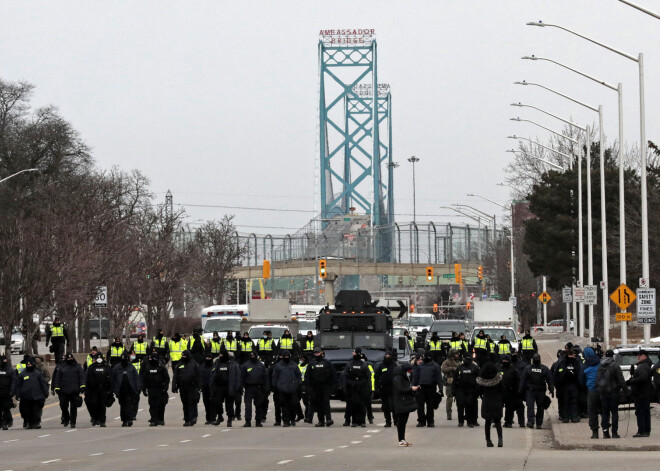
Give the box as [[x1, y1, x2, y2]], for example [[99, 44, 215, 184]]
[[636, 288, 656, 325]]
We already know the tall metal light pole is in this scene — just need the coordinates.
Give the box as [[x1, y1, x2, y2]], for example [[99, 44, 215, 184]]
[[0, 168, 38, 184], [527, 20, 652, 343], [408, 156, 419, 224], [618, 0, 660, 19]]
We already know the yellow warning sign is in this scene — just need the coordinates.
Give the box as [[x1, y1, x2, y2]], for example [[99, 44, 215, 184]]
[[615, 312, 632, 322], [540, 291, 551, 304], [609, 284, 636, 310]]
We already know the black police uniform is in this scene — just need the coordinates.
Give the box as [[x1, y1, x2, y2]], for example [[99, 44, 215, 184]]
[[520, 360, 554, 428], [241, 355, 269, 426], [200, 357, 218, 424], [52, 357, 85, 427], [341, 356, 370, 427], [307, 354, 336, 426], [172, 353, 202, 425], [375, 355, 398, 427], [412, 356, 442, 427], [0, 357, 15, 429], [141, 356, 170, 425], [85, 359, 112, 426], [211, 354, 242, 425], [454, 359, 481, 426]]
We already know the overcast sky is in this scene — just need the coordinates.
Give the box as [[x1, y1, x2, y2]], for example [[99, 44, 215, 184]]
[[2, 1, 659, 234]]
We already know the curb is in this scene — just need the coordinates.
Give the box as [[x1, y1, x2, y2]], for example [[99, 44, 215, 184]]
[[550, 416, 660, 451]]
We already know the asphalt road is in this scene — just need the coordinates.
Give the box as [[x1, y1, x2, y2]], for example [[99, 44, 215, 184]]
[[2, 337, 656, 470]]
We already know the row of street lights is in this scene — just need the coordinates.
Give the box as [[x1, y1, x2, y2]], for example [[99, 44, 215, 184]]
[[506, 5, 659, 345]]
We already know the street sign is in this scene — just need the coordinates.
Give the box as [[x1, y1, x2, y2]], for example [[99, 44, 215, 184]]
[[609, 284, 636, 310], [442, 273, 455, 279], [540, 291, 551, 304], [93, 286, 108, 308], [639, 277, 649, 288], [636, 288, 656, 325], [510, 296, 517, 307], [615, 312, 632, 322], [584, 285, 598, 305], [573, 286, 586, 303], [562, 287, 573, 303]]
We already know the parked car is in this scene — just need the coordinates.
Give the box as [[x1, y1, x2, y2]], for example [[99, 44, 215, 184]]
[[10, 329, 25, 354], [613, 345, 660, 380]]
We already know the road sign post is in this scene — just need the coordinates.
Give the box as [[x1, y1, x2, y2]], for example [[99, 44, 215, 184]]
[[93, 286, 107, 343], [584, 285, 598, 306], [636, 288, 656, 325]]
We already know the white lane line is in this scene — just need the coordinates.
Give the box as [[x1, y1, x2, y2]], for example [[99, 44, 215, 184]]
[[351, 440, 362, 444], [304, 455, 315, 458], [89, 453, 104, 456], [277, 460, 292, 465], [2, 439, 19, 443], [122, 448, 136, 452], [363, 434, 372, 438], [65, 429, 76, 433], [202, 434, 211, 438], [169, 396, 175, 400], [114, 416, 120, 420], [138, 408, 144, 412], [180, 440, 191, 443], [221, 429, 231, 432], [38, 434, 50, 438], [41, 459, 61, 464], [377, 422, 385, 426], [324, 449, 334, 452], [368, 429, 380, 433], [338, 445, 348, 448], [157, 444, 168, 447]]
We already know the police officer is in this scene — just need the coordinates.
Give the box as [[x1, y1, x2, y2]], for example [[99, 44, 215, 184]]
[[501, 354, 524, 428], [375, 348, 397, 427], [239, 332, 253, 364], [257, 331, 275, 367], [141, 352, 170, 426], [208, 331, 223, 359], [454, 354, 480, 427], [0, 355, 16, 430], [150, 329, 169, 363], [520, 329, 538, 364], [519, 353, 554, 429], [200, 351, 218, 425], [13, 357, 48, 429], [555, 348, 580, 423], [403, 331, 416, 352], [86, 353, 112, 427], [272, 350, 302, 427], [302, 331, 315, 355], [169, 333, 186, 370], [412, 351, 442, 427], [173, 350, 201, 427], [242, 350, 269, 427], [46, 317, 68, 365], [131, 334, 149, 363], [341, 347, 370, 427], [188, 328, 206, 365], [106, 337, 125, 368], [361, 353, 376, 425], [426, 331, 444, 364], [441, 349, 461, 421], [111, 352, 140, 427], [278, 329, 298, 359], [497, 335, 512, 358], [52, 352, 85, 428], [307, 347, 336, 427], [471, 330, 489, 367], [222, 331, 240, 355], [84, 347, 99, 372], [211, 349, 242, 426], [297, 354, 310, 423]]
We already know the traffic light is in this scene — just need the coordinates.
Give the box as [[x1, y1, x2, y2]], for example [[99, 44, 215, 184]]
[[410, 304, 415, 313], [454, 263, 462, 284], [263, 260, 271, 279], [433, 303, 438, 313], [478, 265, 483, 281], [319, 259, 327, 279], [426, 266, 434, 281], [466, 302, 471, 311]]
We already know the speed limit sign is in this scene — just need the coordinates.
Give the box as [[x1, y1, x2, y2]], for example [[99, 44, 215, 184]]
[[93, 286, 108, 308]]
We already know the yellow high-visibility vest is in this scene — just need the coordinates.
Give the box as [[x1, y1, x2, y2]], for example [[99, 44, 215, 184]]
[[210, 341, 222, 354], [110, 346, 125, 358], [153, 337, 167, 348], [473, 337, 487, 350], [258, 339, 273, 351], [279, 338, 293, 350], [298, 364, 307, 381], [408, 338, 415, 350], [86, 354, 94, 367], [223, 339, 238, 351], [368, 364, 375, 391], [303, 339, 314, 351], [132, 361, 141, 374], [51, 325, 64, 337], [428, 340, 442, 351], [521, 338, 534, 351], [241, 340, 253, 352], [16, 363, 26, 374], [133, 341, 147, 355], [450, 340, 463, 351], [169, 340, 184, 362], [499, 342, 511, 355]]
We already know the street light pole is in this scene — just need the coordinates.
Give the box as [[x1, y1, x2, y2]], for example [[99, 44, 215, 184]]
[[0, 168, 38, 184], [408, 156, 419, 225], [527, 20, 651, 343], [618, 0, 660, 19]]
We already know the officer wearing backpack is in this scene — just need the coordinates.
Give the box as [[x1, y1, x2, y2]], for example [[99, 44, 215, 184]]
[[596, 349, 626, 439]]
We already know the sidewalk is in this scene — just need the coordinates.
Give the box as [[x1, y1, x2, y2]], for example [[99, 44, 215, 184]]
[[537, 334, 660, 451]]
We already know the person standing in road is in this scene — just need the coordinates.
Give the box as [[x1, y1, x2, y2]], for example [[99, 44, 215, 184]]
[[555, 348, 580, 423], [392, 361, 419, 447], [454, 354, 481, 427], [169, 333, 186, 370], [627, 349, 653, 437], [425, 332, 444, 365], [596, 349, 626, 439], [13, 357, 48, 429], [208, 332, 222, 360], [471, 330, 489, 367], [0, 355, 16, 430], [441, 349, 460, 421], [141, 352, 170, 426], [111, 352, 140, 427], [30, 323, 41, 356], [211, 349, 242, 426], [500, 354, 524, 428], [200, 351, 218, 425], [579, 347, 602, 438], [375, 349, 397, 427], [106, 337, 125, 368], [403, 331, 415, 353], [550, 350, 565, 421], [130, 334, 149, 364], [477, 362, 504, 448], [272, 350, 302, 427], [412, 351, 442, 428], [297, 354, 310, 423], [84, 347, 99, 372], [173, 350, 202, 427], [46, 317, 68, 365], [188, 328, 206, 365], [307, 347, 336, 427], [85, 353, 112, 427], [520, 330, 538, 364], [519, 353, 554, 429], [150, 329, 169, 363], [52, 352, 85, 428], [302, 331, 315, 356], [277, 330, 298, 360], [361, 353, 375, 425], [239, 332, 253, 364], [257, 331, 275, 368], [242, 350, 269, 427], [341, 347, 370, 427]]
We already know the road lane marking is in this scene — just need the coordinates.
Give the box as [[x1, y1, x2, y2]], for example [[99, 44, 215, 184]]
[[221, 429, 231, 432], [65, 429, 76, 433], [138, 408, 144, 412], [38, 434, 50, 438], [338, 445, 348, 448], [277, 460, 292, 465], [122, 448, 136, 452], [304, 455, 315, 458], [89, 453, 104, 456], [181, 440, 191, 443], [324, 449, 334, 452], [2, 439, 19, 443], [368, 429, 380, 433], [41, 459, 60, 464], [351, 440, 362, 444], [157, 444, 168, 447], [202, 434, 211, 438]]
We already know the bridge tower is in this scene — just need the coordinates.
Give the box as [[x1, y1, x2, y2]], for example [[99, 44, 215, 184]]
[[318, 29, 394, 260]]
